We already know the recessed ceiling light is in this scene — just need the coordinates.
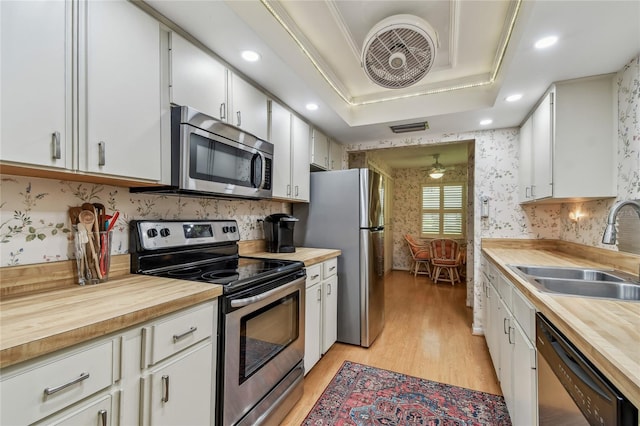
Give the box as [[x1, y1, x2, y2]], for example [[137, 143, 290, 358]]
[[534, 36, 558, 49], [505, 94, 523, 102], [241, 50, 261, 62], [306, 103, 319, 111], [480, 119, 493, 126]]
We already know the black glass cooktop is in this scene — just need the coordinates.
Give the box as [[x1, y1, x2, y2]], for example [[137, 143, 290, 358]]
[[152, 256, 303, 289]]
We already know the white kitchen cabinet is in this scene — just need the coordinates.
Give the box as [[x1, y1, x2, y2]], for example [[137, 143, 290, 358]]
[[484, 259, 538, 425], [329, 140, 345, 170], [304, 264, 323, 374], [269, 101, 310, 202], [311, 128, 330, 170], [170, 32, 227, 121], [303, 257, 339, 374], [145, 342, 213, 426], [230, 72, 269, 140], [0, 339, 116, 426], [0, 0, 72, 169], [33, 393, 114, 426], [82, 0, 161, 181], [520, 74, 616, 203], [1, 0, 163, 183]]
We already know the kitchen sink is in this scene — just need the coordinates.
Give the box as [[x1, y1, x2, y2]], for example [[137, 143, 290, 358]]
[[508, 265, 640, 301], [512, 265, 626, 282]]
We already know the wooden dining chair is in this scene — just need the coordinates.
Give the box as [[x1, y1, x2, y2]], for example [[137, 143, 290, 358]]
[[429, 239, 461, 285], [404, 234, 431, 277]]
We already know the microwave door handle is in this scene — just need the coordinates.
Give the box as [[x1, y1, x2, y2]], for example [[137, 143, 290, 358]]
[[252, 151, 267, 189]]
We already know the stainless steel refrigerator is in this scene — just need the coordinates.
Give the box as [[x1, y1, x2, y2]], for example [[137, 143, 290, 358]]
[[294, 168, 385, 347]]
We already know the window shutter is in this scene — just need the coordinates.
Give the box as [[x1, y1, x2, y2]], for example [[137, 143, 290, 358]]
[[421, 182, 465, 238]]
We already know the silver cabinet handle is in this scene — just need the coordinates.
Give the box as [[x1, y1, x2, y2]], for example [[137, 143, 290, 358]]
[[161, 375, 169, 403], [173, 326, 197, 343], [311, 274, 320, 280], [327, 283, 332, 295], [329, 266, 336, 271], [44, 372, 90, 395], [508, 326, 514, 345], [286, 184, 291, 196], [295, 185, 299, 196], [99, 409, 107, 426], [503, 317, 509, 334], [525, 186, 531, 198], [98, 142, 106, 166], [316, 287, 321, 301], [52, 131, 61, 159], [531, 185, 536, 198], [236, 111, 242, 127], [220, 103, 226, 120]]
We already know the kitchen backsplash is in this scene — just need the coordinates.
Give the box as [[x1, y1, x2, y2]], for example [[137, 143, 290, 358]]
[[0, 176, 290, 266]]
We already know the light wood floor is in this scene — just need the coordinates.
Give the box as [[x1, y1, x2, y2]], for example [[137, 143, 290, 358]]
[[280, 270, 501, 425]]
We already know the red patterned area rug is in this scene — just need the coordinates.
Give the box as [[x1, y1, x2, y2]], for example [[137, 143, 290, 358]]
[[302, 361, 511, 425]]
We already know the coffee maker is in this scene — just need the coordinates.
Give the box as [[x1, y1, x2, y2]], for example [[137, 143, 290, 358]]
[[263, 214, 298, 253]]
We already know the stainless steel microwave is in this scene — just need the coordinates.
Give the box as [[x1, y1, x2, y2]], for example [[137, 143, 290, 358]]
[[132, 106, 273, 199]]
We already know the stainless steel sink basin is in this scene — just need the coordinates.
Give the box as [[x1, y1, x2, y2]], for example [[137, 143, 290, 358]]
[[513, 265, 626, 282], [534, 278, 640, 301], [508, 265, 640, 301]]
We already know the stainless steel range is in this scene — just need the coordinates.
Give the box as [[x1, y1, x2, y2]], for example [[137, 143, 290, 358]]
[[130, 220, 306, 426]]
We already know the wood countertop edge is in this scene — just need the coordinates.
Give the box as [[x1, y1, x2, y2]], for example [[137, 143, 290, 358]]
[[481, 246, 640, 409], [245, 248, 342, 267], [0, 288, 221, 369]]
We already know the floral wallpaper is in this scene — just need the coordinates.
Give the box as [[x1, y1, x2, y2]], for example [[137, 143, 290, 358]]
[[0, 176, 290, 267], [345, 54, 640, 334]]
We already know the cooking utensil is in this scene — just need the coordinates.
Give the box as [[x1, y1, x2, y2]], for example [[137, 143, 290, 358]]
[[79, 210, 102, 280], [106, 211, 119, 232], [93, 203, 106, 231], [82, 203, 101, 250], [68, 206, 82, 226]]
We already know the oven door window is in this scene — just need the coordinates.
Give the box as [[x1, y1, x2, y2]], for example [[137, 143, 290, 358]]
[[189, 132, 262, 189], [239, 292, 299, 384]]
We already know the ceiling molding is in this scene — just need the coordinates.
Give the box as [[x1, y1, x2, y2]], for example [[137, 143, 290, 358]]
[[260, 0, 522, 107], [448, 0, 460, 69], [324, 0, 361, 63]]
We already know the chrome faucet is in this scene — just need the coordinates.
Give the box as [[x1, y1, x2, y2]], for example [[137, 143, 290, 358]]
[[601, 199, 640, 244]]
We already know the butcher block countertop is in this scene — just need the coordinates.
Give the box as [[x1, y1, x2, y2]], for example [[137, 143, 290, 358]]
[[482, 239, 640, 409], [237, 240, 341, 266], [0, 255, 222, 369]]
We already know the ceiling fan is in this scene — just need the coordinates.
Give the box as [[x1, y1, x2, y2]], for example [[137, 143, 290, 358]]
[[427, 154, 446, 179]]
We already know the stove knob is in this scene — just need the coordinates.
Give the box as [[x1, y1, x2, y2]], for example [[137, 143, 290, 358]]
[[147, 228, 158, 238], [230, 226, 237, 233], [160, 228, 171, 238], [222, 226, 229, 233]]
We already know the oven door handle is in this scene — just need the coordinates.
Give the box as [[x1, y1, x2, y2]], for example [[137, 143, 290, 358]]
[[230, 276, 304, 308]]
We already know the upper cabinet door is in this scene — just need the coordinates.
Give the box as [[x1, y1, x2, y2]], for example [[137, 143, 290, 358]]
[[82, 0, 161, 181], [230, 73, 268, 140], [269, 101, 292, 199], [0, 0, 72, 169], [329, 140, 344, 171], [291, 115, 310, 201], [518, 116, 533, 202], [531, 91, 553, 200], [170, 33, 227, 120], [311, 128, 329, 170]]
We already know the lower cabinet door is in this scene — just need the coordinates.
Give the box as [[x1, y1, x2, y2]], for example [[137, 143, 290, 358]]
[[35, 393, 113, 426], [511, 322, 537, 426], [304, 282, 322, 374], [322, 275, 338, 354], [147, 342, 213, 426]]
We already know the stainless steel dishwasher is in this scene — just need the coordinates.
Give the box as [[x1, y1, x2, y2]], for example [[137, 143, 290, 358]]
[[536, 313, 638, 425]]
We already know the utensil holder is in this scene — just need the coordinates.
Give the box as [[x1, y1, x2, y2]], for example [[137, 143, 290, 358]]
[[74, 226, 112, 285]]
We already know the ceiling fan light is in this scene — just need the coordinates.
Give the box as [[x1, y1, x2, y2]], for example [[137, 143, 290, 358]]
[[428, 153, 446, 179], [429, 170, 445, 179]]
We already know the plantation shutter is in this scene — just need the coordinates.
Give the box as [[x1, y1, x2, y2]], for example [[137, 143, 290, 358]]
[[421, 183, 465, 238]]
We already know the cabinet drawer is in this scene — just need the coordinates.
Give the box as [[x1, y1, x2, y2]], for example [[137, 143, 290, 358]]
[[323, 258, 338, 278], [306, 264, 322, 287], [497, 272, 512, 310], [1, 340, 114, 425], [512, 287, 536, 342], [149, 303, 214, 365]]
